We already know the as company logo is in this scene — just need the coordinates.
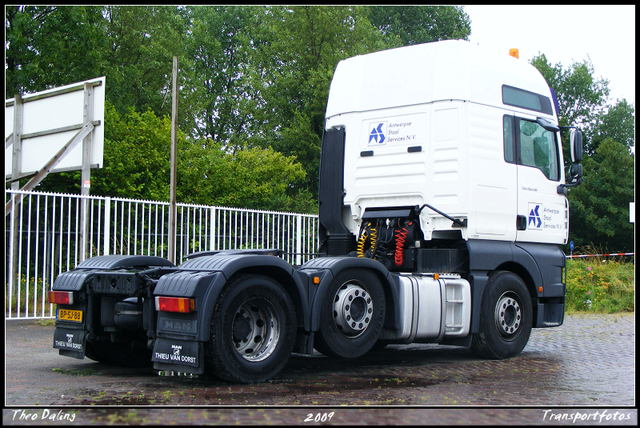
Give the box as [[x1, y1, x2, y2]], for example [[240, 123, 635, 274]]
[[528, 203, 542, 229], [368, 122, 386, 145]]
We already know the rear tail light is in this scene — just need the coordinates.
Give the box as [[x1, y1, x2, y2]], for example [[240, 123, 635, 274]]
[[155, 296, 195, 313], [48, 291, 74, 305]]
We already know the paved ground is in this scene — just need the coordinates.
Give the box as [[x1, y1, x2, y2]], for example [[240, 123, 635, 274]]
[[3, 313, 636, 425]]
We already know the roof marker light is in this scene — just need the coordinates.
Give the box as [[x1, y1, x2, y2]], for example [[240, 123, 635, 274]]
[[509, 48, 519, 59]]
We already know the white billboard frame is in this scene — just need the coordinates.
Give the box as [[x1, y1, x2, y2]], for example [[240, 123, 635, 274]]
[[5, 76, 105, 182]]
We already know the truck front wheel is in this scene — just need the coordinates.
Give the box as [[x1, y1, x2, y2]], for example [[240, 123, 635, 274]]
[[314, 269, 385, 358], [205, 274, 296, 383], [471, 271, 532, 359]]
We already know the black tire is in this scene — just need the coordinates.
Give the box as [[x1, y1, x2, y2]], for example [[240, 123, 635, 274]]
[[314, 269, 385, 358], [85, 340, 153, 368], [204, 274, 296, 383], [471, 271, 533, 359]]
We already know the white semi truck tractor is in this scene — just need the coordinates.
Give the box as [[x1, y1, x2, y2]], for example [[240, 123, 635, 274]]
[[49, 40, 583, 383]]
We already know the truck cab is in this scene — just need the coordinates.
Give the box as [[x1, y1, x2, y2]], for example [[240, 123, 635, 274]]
[[322, 39, 571, 248]]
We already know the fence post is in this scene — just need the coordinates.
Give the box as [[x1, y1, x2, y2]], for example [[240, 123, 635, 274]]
[[9, 94, 24, 316], [296, 214, 303, 265], [7, 192, 16, 317], [210, 207, 216, 252], [103, 197, 111, 256]]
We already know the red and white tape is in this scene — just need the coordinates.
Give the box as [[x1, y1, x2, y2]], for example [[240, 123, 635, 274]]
[[566, 253, 634, 258]]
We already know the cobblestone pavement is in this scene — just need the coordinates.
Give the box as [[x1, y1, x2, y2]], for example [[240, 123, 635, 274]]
[[4, 313, 636, 425]]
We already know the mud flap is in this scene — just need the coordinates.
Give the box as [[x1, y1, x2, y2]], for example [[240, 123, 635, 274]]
[[53, 328, 86, 359], [152, 338, 204, 375]]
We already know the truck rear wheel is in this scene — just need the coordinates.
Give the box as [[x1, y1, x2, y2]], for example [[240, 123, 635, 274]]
[[471, 271, 532, 359], [314, 269, 385, 358], [205, 274, 296, 383]]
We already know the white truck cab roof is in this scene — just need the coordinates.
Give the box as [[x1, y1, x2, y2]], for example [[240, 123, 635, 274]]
[[326, 39, 554, 120]]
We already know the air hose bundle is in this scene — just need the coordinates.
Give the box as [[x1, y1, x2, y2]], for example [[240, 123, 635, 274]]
[[394, 221, 412, 266], [357, 218, 414, 267]]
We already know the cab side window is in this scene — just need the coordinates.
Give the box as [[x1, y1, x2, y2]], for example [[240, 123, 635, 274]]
[[518, 120, 559, 181], [503, 116, 515, 164], [503, 116, 560, 181]]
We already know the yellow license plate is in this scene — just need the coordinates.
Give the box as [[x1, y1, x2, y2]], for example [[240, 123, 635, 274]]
[[57, 309, 83, 322]]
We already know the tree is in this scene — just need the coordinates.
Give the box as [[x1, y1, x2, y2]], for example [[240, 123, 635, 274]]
[[568, 139, 634, 252], [5, 5, 108, 98], [181, 6, 262, 146], [101, 6, 189, 118], [531, 54, 610, 155], [5, 6, 188, 116], [366, 5, 471, 46], [588, 99, 635, 154]]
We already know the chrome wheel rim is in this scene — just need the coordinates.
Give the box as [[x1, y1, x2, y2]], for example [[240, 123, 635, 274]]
[[332, 282, 374, 338], [232, 298, 280, 362], [494, 292, 523, 340]]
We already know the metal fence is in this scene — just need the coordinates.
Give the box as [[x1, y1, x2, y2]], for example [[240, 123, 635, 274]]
[[5, 190, 319, 320]]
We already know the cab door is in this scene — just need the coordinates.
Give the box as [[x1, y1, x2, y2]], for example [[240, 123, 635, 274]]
[[511, 115, 568, 245]]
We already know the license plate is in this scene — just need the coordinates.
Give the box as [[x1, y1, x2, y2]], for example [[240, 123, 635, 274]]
[[57, 308, 83, 322]]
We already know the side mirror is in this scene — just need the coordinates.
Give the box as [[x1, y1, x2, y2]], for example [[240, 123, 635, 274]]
[[568, 163, 583, 182], [570, 129, 583, 163]]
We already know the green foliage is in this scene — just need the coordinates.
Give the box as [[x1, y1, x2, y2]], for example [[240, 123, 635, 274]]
[[588, 99, 635, 153], [567, 139, 634, 252], [91, 103, 174, 201], [530, 54, 609, 131], [182, 6, 261, 145], [101, 6, 189, 118], [565, 258, 634, 313], [177, 140, 311, 213], [5, 5, 108, 98], [367, 5, 471, 46]]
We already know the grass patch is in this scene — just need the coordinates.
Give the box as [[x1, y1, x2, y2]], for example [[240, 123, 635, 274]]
[[565, 257, 634, 314], [52, 367, 96, 376]]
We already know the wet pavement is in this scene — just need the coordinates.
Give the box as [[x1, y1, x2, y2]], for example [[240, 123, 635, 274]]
[[3, 313, 636, 425]]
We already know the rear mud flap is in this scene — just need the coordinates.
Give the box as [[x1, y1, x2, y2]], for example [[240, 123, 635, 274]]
[[53, 328, 86, 359], [152, 338, 204, 375]]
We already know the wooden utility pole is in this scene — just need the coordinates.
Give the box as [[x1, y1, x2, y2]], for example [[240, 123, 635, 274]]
[[79, 82, 94, 261], [168, 57, 179, 263]]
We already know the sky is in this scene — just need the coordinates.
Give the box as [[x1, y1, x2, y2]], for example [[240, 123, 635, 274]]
[[463, 5, 635, 105]]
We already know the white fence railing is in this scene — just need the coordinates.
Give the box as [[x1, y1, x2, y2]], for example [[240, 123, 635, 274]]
[[5, 190, 319, 319]]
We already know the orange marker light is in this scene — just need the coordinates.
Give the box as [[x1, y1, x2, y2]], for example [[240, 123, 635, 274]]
[[155, 296, 195, 313], [538, 286, 544, 293], [313, 276, 320, 284], [509, 48, 519, 59], [48, 291, 74, 305]]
